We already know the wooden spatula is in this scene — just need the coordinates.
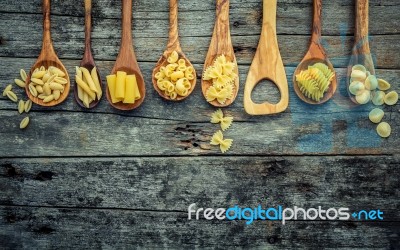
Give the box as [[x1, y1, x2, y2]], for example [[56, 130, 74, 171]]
[[244, 0, 289, 115]]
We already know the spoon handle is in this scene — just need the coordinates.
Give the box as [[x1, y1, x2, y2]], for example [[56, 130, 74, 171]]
[[213, 0, 231, 54], [42, 0, 55, 54], [355, 0, 370, 54], [121, 0, 133, 51], [311, 0, 322, 44], [83, 0, 94, 62], [167, 0, 180, 50]]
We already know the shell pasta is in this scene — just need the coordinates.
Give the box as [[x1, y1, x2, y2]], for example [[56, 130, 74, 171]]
[[154, 50, 195, 100]]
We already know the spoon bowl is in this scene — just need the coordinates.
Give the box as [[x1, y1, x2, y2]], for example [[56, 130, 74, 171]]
[[152, 0, 196, 101], [201, 0, 239, 107], [106, 66, 145, 111], [26, 0, 70, 107], [106, 0, 145, 111], [153, 52, 196, 101], [293, 57, 337, 105], [74, 0, 102, 109], [293, 0, 337, 105]]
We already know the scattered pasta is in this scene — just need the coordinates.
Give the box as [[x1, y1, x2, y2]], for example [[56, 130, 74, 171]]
[[295, 62, 334, 102], [210, 130, 233, 153], [211, 109, 233, 131], [203, 54, 237, 104], [154, 50, 195, 100]]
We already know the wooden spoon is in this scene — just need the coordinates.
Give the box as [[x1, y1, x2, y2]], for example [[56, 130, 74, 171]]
[[347, 0, 374, 104], [106, 0, 145, 110], [293, 0, 337, 105], [243, 0, 288, 115], [152, 0, 196, 101], [201, 0, 239, 107], [25, 0, 70, 107], [75, 0, 102, 109]]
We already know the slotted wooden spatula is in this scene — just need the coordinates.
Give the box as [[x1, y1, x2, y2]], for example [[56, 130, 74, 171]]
[[244, 0, 289, 115]]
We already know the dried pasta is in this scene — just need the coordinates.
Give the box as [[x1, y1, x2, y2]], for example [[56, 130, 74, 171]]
[[203, 54, 237, 104], [295, 62, 334, 102], [210, 130, 233, 153], [154, 50, 195, 100], [210, 109, 233, 131], [29, 66, 67, 103]]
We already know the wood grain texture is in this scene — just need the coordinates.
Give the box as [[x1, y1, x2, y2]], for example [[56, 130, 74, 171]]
[[24, 0, 71, 107], [244, 0, 289, 115], [152, 0, 197, 102], [1, 207, 399, 249], [293, 0, 337, 105], [0, 0, 399, 248], [201, 0, 239, 107], [0, 157, 399, 217], [0, 157, 399, 248], [106, 0, 146, 111]]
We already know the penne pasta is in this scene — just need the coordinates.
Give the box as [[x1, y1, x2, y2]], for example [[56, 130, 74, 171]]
[[80, 67, 98, 93], [91, 67, 102, 100], [75, 74, 96, 100]]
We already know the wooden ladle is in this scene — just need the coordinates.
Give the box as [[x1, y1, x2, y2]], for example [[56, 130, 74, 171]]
[[201, 0, 239, 107], [243, 0, 288, 115], [106, 0, 145, 110], [293, 0, 337, 105], [347, 0, 374, 104], [75, 0, 102, 109], [25, 0, 70, 107], [152, 0, 196, 101]]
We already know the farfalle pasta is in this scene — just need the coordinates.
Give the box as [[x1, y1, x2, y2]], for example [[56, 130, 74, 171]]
[[295, 62, 334, 102], [154, 50, 195, 100], [203, 55, 237, 104], [211, 109, 233, 131], [210, 130, 233, 153]]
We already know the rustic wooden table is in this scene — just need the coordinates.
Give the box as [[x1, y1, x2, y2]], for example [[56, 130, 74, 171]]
[[0, 0, 399, 248]]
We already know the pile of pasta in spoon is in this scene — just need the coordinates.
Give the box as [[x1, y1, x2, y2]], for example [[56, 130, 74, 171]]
[[203, 55, 237, 104]]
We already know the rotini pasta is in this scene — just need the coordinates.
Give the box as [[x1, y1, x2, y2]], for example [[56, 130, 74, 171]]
[[295, 62, 335, 102], [210, 130, 233, 153], [203, 54, 237, 104], [154, 50, 195, 99]]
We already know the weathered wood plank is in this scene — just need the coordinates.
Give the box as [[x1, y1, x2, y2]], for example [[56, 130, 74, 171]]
[[1, 12, 399, 68], [1, 0, 399, 36], [1, 157, 399, 220], [0, 206, 399, 249]]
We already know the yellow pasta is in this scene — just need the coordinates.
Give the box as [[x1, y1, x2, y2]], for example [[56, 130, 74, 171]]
[[91, 67, 103, 99], [76, 75, 96, 100], [210, 130, 233, 153], [203, 54, 237, 104], [210, 109, 233, 131], [154, 50, 195, 99], [167, 51, 179, 64], [106, 74, 120, 104], [124, 75, 136, 104], [80, 67, 98, 94]]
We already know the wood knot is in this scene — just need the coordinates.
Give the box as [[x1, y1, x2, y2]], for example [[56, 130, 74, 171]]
[[35, 171, 54, 181], [33, 226, 55, 234], [3, 164, 20, 178], [233, 21, 240, 27], [268, 236, 279, 244]]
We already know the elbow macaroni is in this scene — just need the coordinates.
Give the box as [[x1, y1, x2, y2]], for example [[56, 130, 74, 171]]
[[154, 50, 195, 99]]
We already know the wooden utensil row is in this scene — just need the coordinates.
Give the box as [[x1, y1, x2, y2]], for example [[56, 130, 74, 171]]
[[27, 0, 374, 115]]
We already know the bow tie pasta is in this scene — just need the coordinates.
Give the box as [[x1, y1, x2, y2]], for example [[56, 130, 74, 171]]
[[203, 54, 237, 104]]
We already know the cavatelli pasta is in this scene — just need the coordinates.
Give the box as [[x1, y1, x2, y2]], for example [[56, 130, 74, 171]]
[[295, 62, 335, 102]]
